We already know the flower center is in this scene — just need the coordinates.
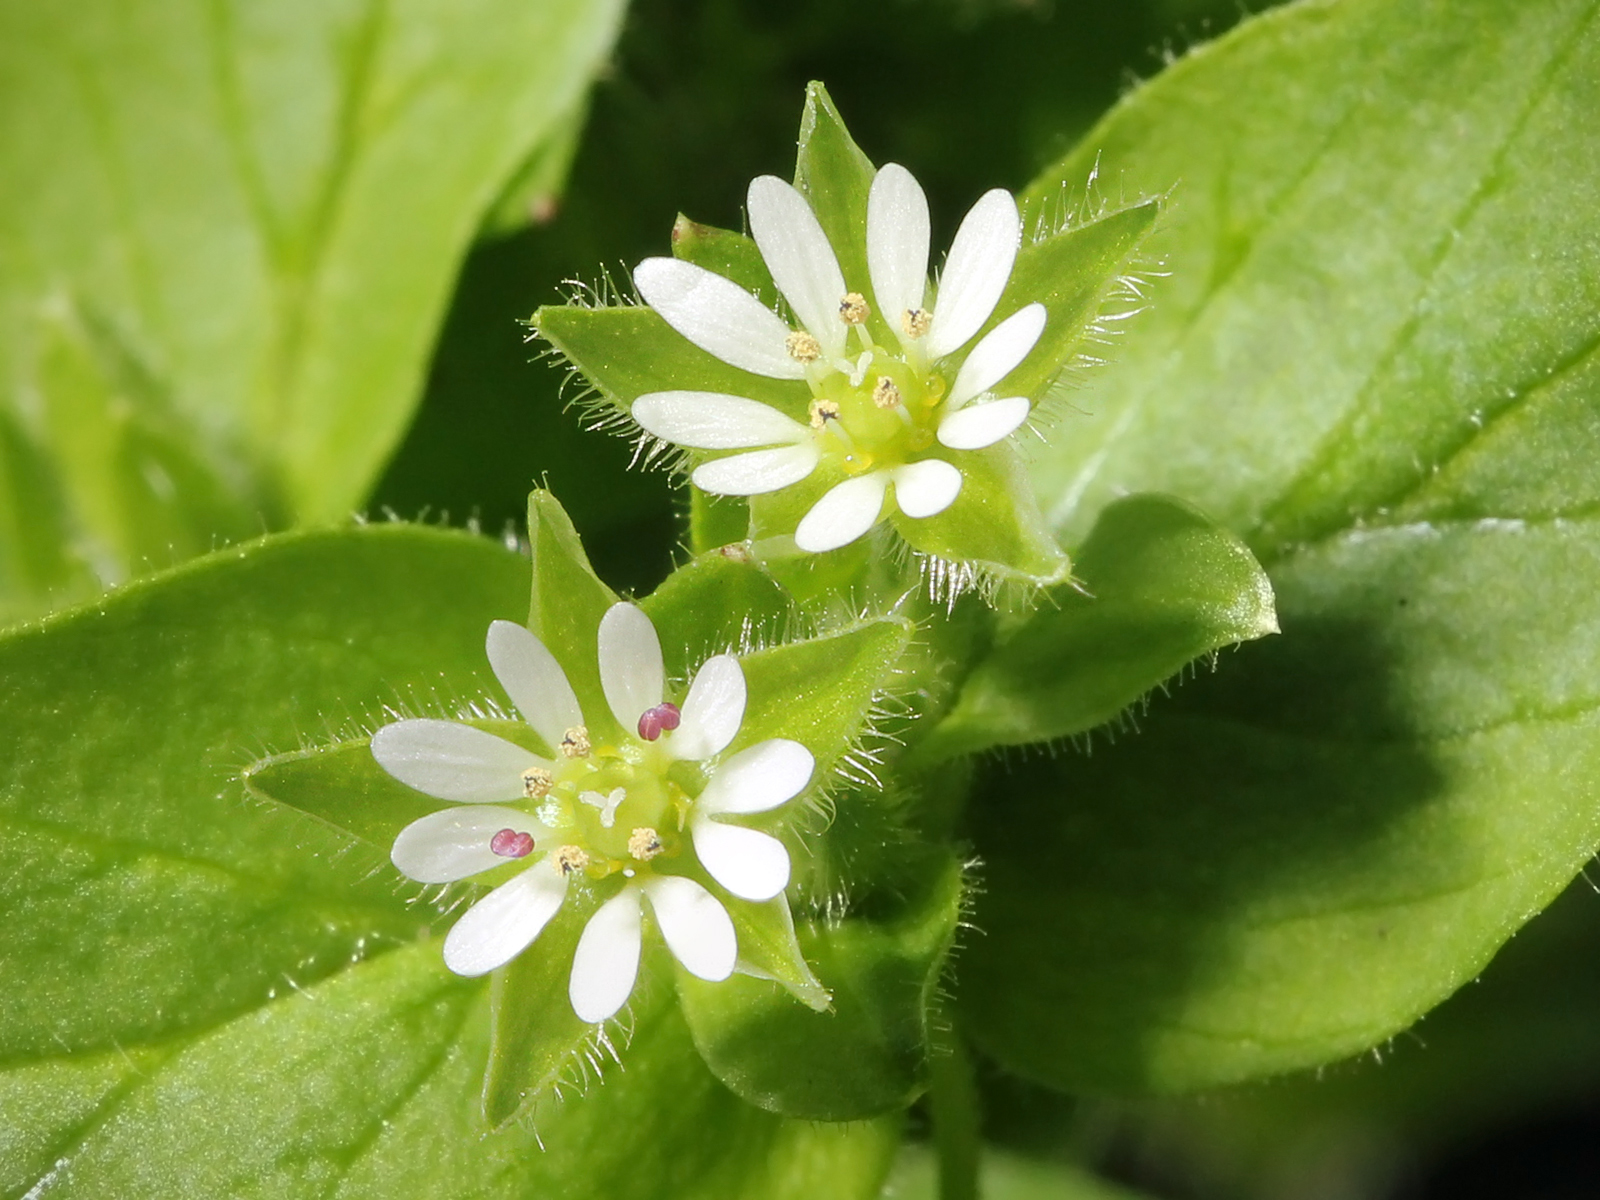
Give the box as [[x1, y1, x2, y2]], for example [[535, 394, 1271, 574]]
[[810, 356, 942, 474]]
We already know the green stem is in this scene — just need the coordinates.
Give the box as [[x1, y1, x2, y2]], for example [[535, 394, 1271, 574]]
[[929, 1026, 981, 1200]]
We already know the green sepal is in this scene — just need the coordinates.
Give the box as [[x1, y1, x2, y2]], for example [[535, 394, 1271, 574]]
[[527, 489, 620, 739], [891, 443, 1071, 587], [533, 303, 810, 424], [987, 199, 1160, 403], [793, 82, 893, 347], [638, 546, 794, 680], [481, 888, 609, 1128], [690, 489, 752, 554], [916, 493, 1278, 760], [729, 896, 831, 1012], [733, 615, 914, 770], [671, 215, 778, 304], [677, 850, 965, 1121]]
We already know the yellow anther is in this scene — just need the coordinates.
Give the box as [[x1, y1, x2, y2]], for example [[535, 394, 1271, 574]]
[[627, 827, 664, 861], [901, 308, 932, 339], [554, 845, 590, 875], [560, 725, 591, 758], [521, 767, 554, 798], [809, 399, 841, 430], [871, 376, 903, 409], [786, 330, 821, 362], [839, 293, 870, 325]]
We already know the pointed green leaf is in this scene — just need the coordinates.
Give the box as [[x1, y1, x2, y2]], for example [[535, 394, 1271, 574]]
[[892, 443, 1070, 586], [918, 494, 1276, 760], [678, 852, 964, 1120], [533, 304, 811, 426], [729, 896, 831, 1012], [638, 547, 795, 681], [527, 489, 618, 736], [956, 0, 1600, 1095], [671, 216, 779, 304], [794, 82, 889, 345], [690, 490, 753, 555], [734, 616, 914, 769], [987, 199, 1160, 403]]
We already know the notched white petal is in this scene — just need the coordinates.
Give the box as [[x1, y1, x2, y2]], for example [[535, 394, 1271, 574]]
[[485, 620, 583, 751], [633, 391, 809, 450], [371, 719, 540, 804], [938, 396, 1032, 450], [598, 603, 664, 732], [947, 303, 1046, 409], [793, 471, 889, 553], [867, 163, 930, 340], [925, 189, 1022, 360], [692, 818, 791, 902], [441, 866, 568, 977], [695, 738, 813, 816], [892, 459, 964, 519], [570, 886, 644, 1023], [691, 444, 820, 496], [644, 874, 736, 982], [747, 175, 848, 359], [391, 805, 547, 884], [634, 257, 803, 380], [673, 655, 747, 761]]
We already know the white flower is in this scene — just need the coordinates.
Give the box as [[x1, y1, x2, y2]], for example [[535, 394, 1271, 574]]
[[371, 603, 813, 1024], [632, 164, 1046, 553]]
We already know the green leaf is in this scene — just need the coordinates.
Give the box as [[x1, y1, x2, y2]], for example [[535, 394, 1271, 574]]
[[527, 488, 619, 737], [918, 494, 1276, 760], [671, 216, 780, 304], [885, 1145, 1160, 1200], [678, 852, 965, 1121], [0, 0, 628, 621], [966, 0, 1600, 1094], [637, 546, 795, 682], [0, 525, 902, 1196]]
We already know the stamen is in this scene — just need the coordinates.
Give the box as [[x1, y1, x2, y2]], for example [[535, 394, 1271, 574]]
[[809, 399, 841, 430], [554, 845, 590, 875], [786, 330, 821, 362], [637, 702, 682, 742], [521, 766, 554, 798], [490, 828, 535, 859], [559, 725, 591, 758], [901, 308, 932, 339], [871, 376, 903, 409], [627, 827, 664, 861], [839, 293, 870, 325]]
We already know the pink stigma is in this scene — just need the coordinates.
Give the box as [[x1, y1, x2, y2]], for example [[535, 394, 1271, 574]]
[[490, 828, 535, 859], [637, 702, 682, 741]]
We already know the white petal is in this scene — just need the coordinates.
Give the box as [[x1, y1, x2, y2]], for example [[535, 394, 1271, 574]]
[[633, 392, 809, 450], [947, 303, 1046, 409], [892, 459, 964, 519], [867, 163, 931, 342], [793, 471, 889, 553], [938, 396, 1032, 451], [371, 719, 540, 803], [569, 886, 643, 1023], [391, 805, 548, 884], [441, 865, 568, 977], [747, 175, 848, 359], [634, 257, 803, 380], [485, 620, 583, 751], [673, 655, 747, 761], [692, 818, 791, 902], [598, 603, 664, 731], [695, 738, 813, 816], [643, 875, 736, 982], [925, 189, 1022, 360], [691, 444, 820, 496]]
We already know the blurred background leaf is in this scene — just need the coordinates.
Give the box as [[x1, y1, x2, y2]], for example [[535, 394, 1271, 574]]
[[0, 0, 627, 622]]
